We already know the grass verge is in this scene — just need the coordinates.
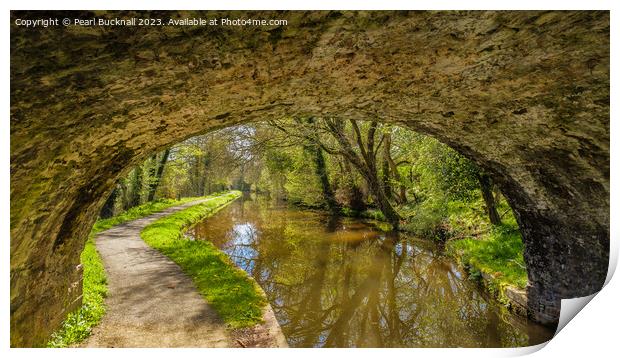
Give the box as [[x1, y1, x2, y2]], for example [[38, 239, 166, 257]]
[[47, 237, 107, 347], [47, 195, 215, 347], [447, 199, 527, 288], [141, 191, 267, 328], [447, 225, 528, 303], [443, 200, 528, 304]]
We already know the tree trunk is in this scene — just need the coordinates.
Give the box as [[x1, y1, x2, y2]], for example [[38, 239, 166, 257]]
[[384, 131, 407, 204], [147, 148, 170, 202], [99, 186, 118, 219], [129, 166, 143, 208], [382, 156, 392, 200], [199, 153, 209, 196], [311, 144, 340, 213], [478, 173, 502, 225], [119, 180, 130, 211], [342, 158, 366, 212], [322, 119, 400, 227], [364, 170, 401, 227]]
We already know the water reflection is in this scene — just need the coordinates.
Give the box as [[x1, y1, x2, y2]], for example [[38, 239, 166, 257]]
[[189, 195, 553, 347]]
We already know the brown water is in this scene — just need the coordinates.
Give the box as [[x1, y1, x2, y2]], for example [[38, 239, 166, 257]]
[[189, 195, 554, 348]]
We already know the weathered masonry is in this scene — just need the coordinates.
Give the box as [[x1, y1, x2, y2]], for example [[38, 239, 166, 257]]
[[10, 10, 609, 346]]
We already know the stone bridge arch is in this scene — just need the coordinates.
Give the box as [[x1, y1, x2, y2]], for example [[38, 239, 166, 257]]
[[10, 10, 609, 346]]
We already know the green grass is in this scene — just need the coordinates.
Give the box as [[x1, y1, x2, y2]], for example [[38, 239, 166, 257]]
[[447, 223, 528, 304], [141, 191, 267, 328], [92, 196, 209, 234], [444, 198, 528, 292], [47, 195, 216, 347], [47, 237, 107, 347]]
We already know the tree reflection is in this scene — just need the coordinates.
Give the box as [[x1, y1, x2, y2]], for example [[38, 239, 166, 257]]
[[189, 196, 552, 347]]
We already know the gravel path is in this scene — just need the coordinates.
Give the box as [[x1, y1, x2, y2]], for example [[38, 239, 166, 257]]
[[82, 199, 287, 348]]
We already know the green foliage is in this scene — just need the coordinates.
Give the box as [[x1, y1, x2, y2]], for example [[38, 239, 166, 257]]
[[394, 134, 481, 239], [265, 148, 294, 173], [413, 135, 479, 202], [284, 148, 325, 207], [360, 209, 386, 221], [391, 132, 528, 294], [258, 148, 294, 199], [156, 131, 245, 199], [400, 196, 449, 239], [141, 191, 267, 328], [434, 150, 480, 202], [47, 238, 107, 347], [340, 207, 358, 217]]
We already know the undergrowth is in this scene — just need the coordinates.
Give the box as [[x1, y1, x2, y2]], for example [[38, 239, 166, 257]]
[[443, 198, 528, 294]]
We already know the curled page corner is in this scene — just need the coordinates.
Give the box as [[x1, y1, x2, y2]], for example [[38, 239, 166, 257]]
[[507, 341, 550, 356], [508, 292, 605, 356], [554, 293, 597, 335], [552, 236, 617, 337], [605, 237, 618, 286]]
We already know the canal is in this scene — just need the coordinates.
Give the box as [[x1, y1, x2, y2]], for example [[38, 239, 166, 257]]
[[188, 195, 554, 347]]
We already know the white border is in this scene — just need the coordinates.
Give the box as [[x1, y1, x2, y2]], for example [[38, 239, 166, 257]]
[[3, 1, 617, 357]]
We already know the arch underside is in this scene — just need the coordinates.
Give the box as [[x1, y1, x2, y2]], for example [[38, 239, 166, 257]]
[[10, 10, 609, 346]]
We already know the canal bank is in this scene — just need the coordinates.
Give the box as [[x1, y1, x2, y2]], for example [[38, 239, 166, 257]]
[[139, 191, 287, 347]]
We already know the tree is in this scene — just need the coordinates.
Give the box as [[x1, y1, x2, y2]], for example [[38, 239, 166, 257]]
[[382, 128, 407, 204], [307, 142, 340, 213], [321, 119, 401, 227], [99, 185, 118, 219], [339, 157, 367, 212], [477, 173, 502, 225], [302, 117, 340, 213], [147, 148, 170, 201], [128, 165, 143, 208]]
